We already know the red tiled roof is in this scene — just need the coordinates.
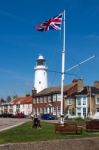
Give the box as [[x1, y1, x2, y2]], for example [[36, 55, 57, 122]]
[[13, 96, 32, 105]]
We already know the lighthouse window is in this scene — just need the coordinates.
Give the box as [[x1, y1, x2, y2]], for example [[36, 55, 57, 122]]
[[37, 60, 45, 65], [39, 81, 41, 84]]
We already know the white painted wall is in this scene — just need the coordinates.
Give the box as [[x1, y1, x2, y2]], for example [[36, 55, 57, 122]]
[[13, 105, 17, 115], [76, 95, 88, 118], [19, 104, 32, 116], [34, 55, 48, 93], [34, 66, 47, 93]]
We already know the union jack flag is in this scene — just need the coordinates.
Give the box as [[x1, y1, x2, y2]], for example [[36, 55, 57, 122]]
[[35, 12, 63, 32]]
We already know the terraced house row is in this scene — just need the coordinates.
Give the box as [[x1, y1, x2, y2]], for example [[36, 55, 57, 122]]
[[0, 79, 99, 119]]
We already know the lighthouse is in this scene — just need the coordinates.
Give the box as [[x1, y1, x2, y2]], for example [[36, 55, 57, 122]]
[[34, 55, 48, 93]]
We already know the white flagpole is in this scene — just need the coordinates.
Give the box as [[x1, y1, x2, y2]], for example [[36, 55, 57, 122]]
[[60, 10, 65, 124]]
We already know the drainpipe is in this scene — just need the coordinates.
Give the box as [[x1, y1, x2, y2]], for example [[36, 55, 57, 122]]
[[89, 86, 92, 116]]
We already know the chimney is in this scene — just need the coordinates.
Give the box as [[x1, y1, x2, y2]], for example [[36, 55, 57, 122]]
[[26, 94, 30, 97], [94, 81, 99, 89], [32, 87, 37, 97], [72, 79, 83, 92]]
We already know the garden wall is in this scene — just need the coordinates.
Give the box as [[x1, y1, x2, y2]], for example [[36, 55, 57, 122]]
[[0, 137, 99, 150]]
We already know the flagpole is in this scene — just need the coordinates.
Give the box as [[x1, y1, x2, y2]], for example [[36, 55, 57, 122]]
[[60, 10, 65, 124]]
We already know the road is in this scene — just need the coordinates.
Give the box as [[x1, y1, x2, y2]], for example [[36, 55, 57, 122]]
[[0, 118, 30, 132]]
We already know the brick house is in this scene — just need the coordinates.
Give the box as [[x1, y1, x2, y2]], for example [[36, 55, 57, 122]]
[[0, 79, 99, 119], [32, 79, 99, 119], [32, 79, 83, 117]]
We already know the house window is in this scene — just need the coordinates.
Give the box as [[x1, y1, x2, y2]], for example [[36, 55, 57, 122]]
[[96, 97, 99, 104], [36, 98, 38, 103], [68, 98, 72, 105], [28, 104, 31, 109], [77, 108, 81, 117], [68, 108, 72, 115], [33, 108, 36, 114], [44, 96, 47, 103], [37, 98, 40, 103], [57, 106, 60, 112], [83, 108, 86, 117], [77, 98, 81, 105], [53, 94, 57, 102], [44, 107, 47, 113], [57, 94, 61, 101], [40, 108, 43, 113], [22, 104, 24, 108], [48, 96, 51, 102], [40, 97, 43, 103], [78, 112, 81, 116], [83, 98, 86, 105], [96, 108, 99, 112], [16, 104, 20, 108], [53, 107, 56, 112], [33, 98, 36, 103]]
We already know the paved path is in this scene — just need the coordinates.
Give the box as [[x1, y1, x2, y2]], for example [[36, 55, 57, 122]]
[[0, 118, 30, 132]]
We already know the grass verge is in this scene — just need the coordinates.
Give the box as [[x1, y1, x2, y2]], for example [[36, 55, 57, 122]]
[[0, 121, 99, 144]]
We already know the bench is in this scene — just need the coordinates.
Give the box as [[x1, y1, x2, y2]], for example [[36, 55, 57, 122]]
[[86, 120, 99, 131], [55, 123, 83, 134]]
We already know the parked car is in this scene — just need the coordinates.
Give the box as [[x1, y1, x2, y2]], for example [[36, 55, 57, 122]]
[[41, 114, 55, 120], [15, 112, 24, 118]]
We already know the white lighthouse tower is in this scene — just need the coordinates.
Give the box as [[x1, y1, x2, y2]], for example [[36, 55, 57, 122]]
[[34, 55, 48, 93]]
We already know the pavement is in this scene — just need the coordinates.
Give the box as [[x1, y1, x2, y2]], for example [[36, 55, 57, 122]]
[[0, 118, 59, 132], [0, 118, 30, 132]]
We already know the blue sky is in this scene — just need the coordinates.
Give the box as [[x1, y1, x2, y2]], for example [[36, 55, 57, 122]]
[[0, 0, 99, 98]]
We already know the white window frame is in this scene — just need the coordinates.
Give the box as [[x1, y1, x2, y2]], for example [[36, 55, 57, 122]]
[[68, 98, 72, 105], [96, 97, 99, 104], [83, 97, 86, 105], [53, 94, 57, 102], [96, 108, 99, 112], [40, 97, 43, 103], [44, 96, 47, 103], [48, 96, 51, 102], [57, 94, 61, 101], [77, 97, 81, 106]]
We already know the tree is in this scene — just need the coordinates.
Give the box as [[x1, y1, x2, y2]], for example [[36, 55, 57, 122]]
[[0, 98, 5, 103], [6, 96, 12, 102]]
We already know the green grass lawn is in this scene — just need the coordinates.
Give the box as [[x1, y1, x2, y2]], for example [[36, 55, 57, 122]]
[[0, 121, 99, 144]]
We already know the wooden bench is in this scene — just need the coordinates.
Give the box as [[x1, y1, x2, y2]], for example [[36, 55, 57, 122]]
[[86, 120, 99, 131], [55, 123, 83, 134]]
